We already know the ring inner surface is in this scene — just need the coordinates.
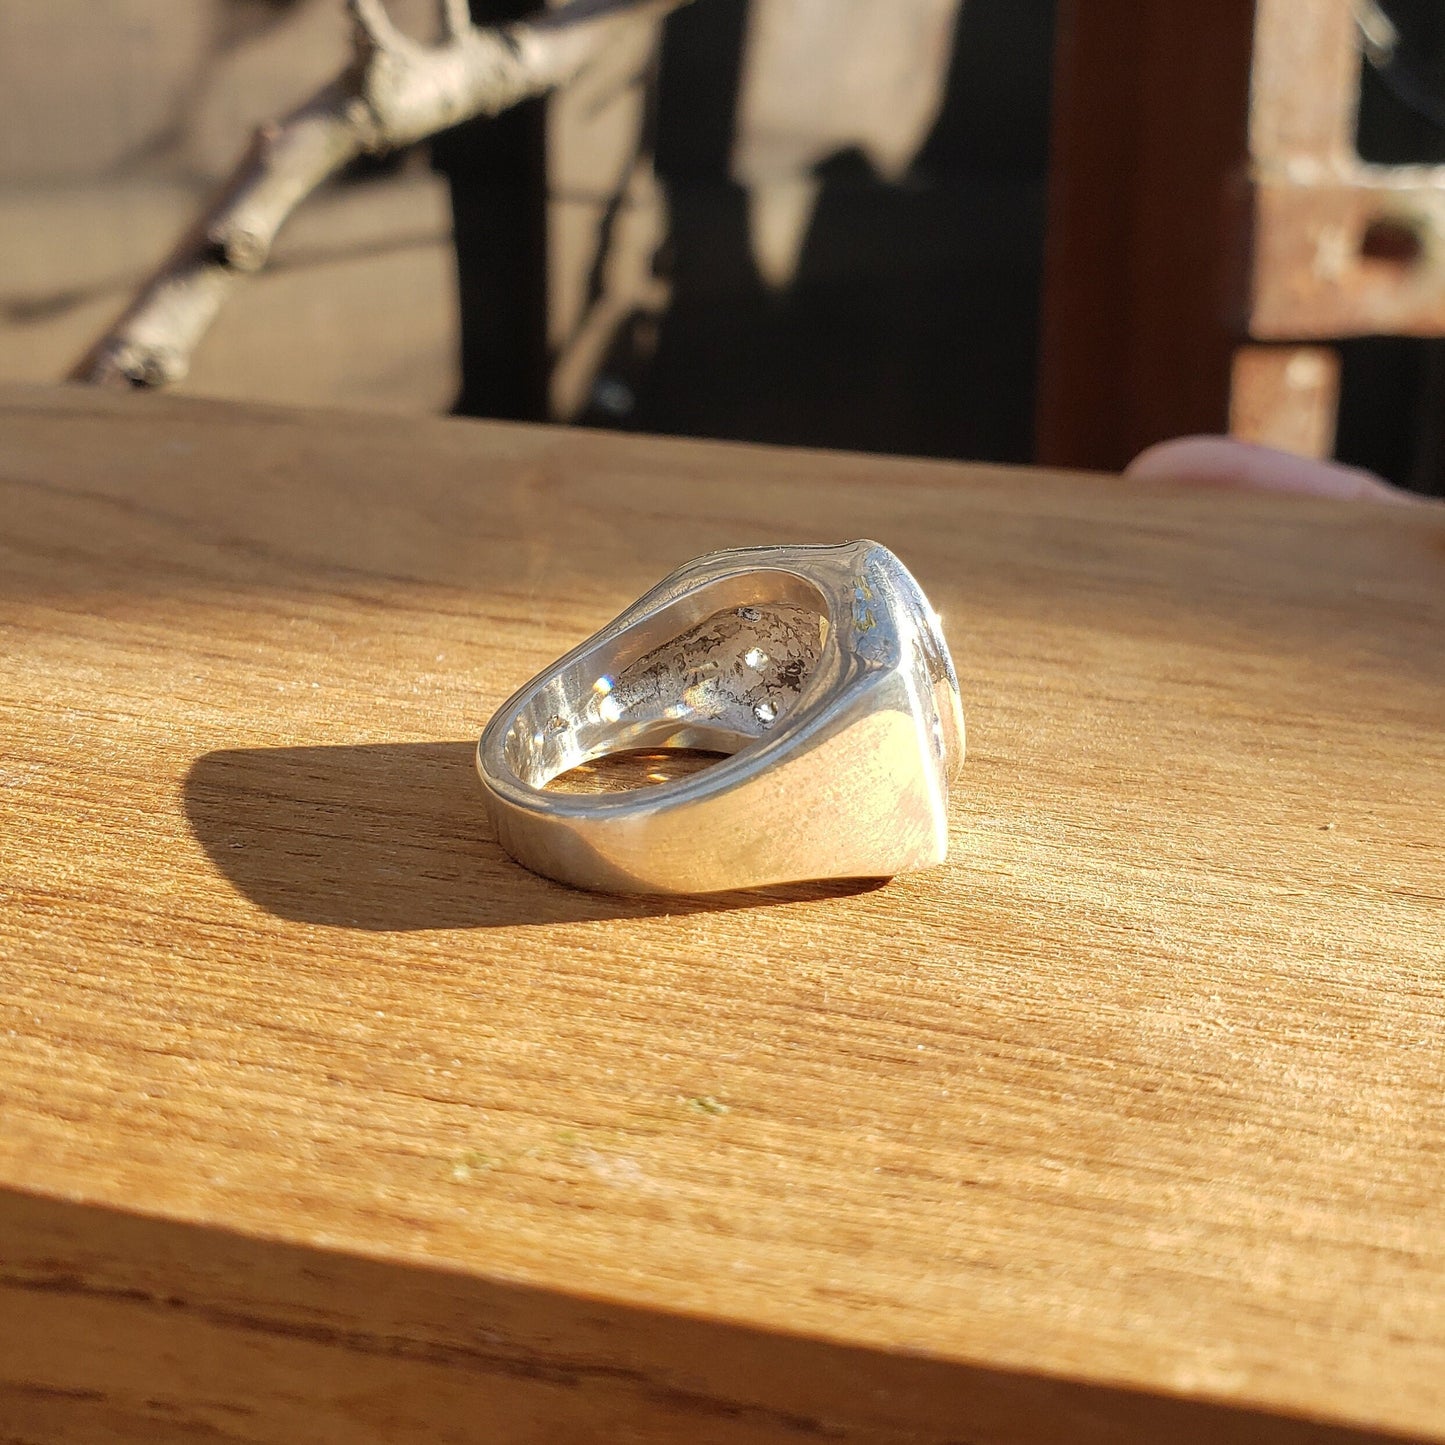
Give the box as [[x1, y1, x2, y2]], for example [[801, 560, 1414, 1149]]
[[506, 587, 828, 790]]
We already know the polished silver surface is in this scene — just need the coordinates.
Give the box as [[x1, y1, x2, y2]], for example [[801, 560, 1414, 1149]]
[[477, 540, 965, 895]]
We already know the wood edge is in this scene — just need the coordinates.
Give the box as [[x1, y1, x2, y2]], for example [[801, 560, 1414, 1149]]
[[0, 1185, 1426, 1445]]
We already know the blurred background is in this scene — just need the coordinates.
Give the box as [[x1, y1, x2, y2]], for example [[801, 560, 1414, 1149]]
[[1, 0, 1441, 492]]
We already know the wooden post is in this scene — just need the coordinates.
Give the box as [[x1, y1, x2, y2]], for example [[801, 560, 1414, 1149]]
[[1036, 0, 1257, 469]]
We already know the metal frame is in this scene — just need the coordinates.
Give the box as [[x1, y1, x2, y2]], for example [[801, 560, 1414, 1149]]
[[1039, 0, 1445, 468]]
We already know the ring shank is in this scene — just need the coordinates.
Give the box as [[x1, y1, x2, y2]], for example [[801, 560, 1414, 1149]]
[[477, 541, 963, 895]]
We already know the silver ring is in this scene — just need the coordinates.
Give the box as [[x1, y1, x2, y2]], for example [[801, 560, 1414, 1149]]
[[476, 540, 964, 895]]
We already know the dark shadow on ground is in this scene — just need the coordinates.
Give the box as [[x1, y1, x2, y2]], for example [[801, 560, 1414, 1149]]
[[183, 741, 878, 931]]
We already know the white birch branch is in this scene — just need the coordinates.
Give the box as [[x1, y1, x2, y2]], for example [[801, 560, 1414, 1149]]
[[72, 0, 691, 389]]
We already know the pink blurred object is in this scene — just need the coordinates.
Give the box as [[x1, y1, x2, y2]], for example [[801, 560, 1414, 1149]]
[[1125, 436, 1414, 504]]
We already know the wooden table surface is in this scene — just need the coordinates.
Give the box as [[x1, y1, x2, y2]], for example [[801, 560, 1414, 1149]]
[[1, 384, 1443, 1444]]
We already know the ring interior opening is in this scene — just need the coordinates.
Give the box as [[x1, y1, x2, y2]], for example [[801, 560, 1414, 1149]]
[[545, 748, 728, 795], [506, 575, 829, 791]]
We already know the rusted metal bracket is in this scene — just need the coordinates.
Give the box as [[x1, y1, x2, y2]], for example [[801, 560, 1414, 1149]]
[[1250, 0, 1445, 339]]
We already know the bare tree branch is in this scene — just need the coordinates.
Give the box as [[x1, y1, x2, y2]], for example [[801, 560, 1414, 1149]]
[[439, 0, 473, 43], [72, 0, 691, 390], [351, 0, 409, 53]]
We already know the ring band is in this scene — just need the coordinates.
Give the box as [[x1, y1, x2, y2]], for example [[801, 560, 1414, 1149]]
[[476, 540, 964, 895]]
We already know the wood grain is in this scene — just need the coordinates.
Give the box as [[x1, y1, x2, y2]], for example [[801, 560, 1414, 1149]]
[[1, 383, 1443, 1443]]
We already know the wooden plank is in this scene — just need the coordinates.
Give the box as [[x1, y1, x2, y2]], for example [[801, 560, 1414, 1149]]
[[1, 384, 1444, 1443]]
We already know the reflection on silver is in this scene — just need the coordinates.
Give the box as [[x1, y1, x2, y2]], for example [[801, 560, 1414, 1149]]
[[477, 540, 965, 895]]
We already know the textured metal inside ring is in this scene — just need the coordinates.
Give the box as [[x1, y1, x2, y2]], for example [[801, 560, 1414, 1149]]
[[505, 598, 827, 787]]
